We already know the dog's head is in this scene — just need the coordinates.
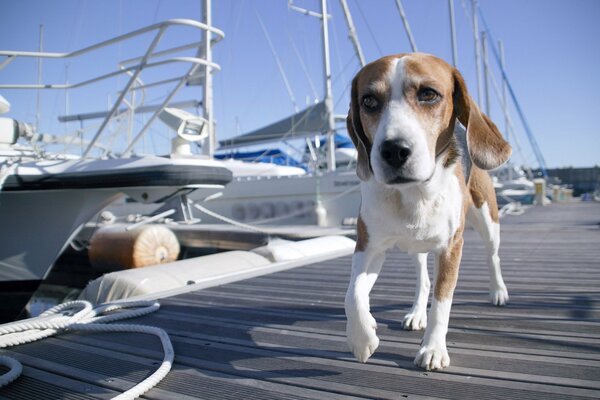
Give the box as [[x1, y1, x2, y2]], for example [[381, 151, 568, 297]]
[[347, 53, 511, 184]]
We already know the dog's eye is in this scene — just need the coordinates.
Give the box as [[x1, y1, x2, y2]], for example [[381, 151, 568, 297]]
[[417, 88, 440, 103], [361, 95, 379, 112]]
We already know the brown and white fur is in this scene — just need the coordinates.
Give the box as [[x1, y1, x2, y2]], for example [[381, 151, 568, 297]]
[[345, 53, 511, 371]]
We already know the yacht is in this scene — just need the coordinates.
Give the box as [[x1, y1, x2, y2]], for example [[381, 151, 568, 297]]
[[0, 19, 234, 321]]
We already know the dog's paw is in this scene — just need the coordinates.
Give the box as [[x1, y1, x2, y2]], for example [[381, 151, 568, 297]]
[[490, 285, 509, 306], [414, 345, 450, 371], [402, 309, 427, 331], [346, 314, 379, 363]]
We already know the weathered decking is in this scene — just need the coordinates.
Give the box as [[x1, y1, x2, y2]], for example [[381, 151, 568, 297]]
[[2, 202, 600, 399]]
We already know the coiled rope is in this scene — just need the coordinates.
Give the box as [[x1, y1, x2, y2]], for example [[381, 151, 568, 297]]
[[0, 300, 172, 400]]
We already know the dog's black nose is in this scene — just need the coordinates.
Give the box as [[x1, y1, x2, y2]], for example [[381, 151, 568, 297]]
[[380, 139, 412, 168]]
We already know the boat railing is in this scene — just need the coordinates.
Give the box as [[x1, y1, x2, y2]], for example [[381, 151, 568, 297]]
[[0, 19, 224, 158]]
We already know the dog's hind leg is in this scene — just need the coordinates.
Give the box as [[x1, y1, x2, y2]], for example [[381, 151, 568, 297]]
[[345, 248, 385, 363], [403, 252, 430, 330], [467, 203, 509, 306]]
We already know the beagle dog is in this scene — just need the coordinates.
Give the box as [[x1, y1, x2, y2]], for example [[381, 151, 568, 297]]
[[345, 53, 511, 370]]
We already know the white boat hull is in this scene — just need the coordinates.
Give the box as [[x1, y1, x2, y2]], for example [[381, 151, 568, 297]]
[[193, 170, 362, 227], [0, 155, 232, 320]]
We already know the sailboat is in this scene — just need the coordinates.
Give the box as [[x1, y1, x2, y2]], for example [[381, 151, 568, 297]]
[[186, 0, 551, 228], [178, 0, 362, 228]]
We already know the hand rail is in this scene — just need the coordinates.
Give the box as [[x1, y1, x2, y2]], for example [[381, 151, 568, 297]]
[[0, 57, 220, 90], [0, 19, 224, 158], [0, 19, 224, 62]]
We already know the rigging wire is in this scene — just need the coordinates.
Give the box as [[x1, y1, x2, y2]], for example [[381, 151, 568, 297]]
[[152, 0, 162, 23], [351, 0, 383, 57], [394, 0, 418, 52], [288, 33, 319, 101], [254, 6, 299, 113]]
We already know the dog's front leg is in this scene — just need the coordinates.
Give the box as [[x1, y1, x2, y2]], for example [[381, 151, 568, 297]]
[[403, 253, 430, 330], [345, 241, 385, 363], [414, 234, 463, 370]]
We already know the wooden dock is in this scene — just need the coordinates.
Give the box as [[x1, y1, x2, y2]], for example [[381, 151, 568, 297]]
[[1, 202, 600, 399]]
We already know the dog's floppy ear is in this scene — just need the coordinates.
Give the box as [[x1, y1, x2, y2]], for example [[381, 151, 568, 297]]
[[347, 74, 373, 181], [453, 69, 512, 171]]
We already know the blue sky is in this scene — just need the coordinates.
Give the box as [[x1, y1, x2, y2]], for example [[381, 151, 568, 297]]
[[1, 0, 599, 168]]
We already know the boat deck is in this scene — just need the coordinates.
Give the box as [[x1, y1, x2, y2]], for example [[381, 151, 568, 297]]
[[2, 202, 600, 399]]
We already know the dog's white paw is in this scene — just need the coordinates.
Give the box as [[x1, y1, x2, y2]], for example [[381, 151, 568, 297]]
[[490, 285, 509, 306], [414, 344, 450, 370], [346, 314, 379, 363], [402, 309, 427, 331]]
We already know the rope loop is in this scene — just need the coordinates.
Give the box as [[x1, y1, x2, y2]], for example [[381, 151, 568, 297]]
[[0, 299, 171, 400]]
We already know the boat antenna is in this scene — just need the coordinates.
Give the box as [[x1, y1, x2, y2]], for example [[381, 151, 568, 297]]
[[394, 0, 418, 52]]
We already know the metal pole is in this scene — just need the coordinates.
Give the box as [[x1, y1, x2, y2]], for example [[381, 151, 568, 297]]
[[498, 39, 509, 142], [321, 0, 336, 171], [339, 0, 366, 67], [481, 30, 490, 117], [36, 24, 44, 133], [394, 0, 418, 52], [471, 0, 483, 107], [201, 0, 214, 157], [448, 0, 458, 67]]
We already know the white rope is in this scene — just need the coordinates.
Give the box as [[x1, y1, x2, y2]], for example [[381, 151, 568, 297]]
[[0, 300, 173, 400], [192, 202, 272, 234]]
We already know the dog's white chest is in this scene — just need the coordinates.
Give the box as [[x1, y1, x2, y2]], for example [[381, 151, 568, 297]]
[[361, 176, 463, 253]]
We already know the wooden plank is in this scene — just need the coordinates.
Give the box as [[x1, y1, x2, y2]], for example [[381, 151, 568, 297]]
[[0, 365, 117, 399], [1, 202, 599, 399]]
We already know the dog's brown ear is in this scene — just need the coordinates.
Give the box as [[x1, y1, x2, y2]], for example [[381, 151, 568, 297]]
[[453, 69, 512, 170], [347, 74, 373, 181]]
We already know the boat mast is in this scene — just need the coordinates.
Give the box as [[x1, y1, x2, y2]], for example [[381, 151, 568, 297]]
[[339, 0, 366, 67], [320, 0, 336, 171], [481, 30, 491, 116], [200, 0, 215, 157], [448, 0, 458, 67], [498, 39, 509, 142], [394, 0, 418, 52], [471, 0, 483, 107]]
